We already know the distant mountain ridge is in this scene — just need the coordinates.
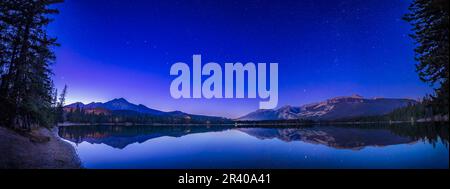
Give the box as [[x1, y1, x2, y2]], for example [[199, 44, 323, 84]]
[[239, 95, 417, 121], [64, 98, 229, 123], [66, 98, 165, 115]]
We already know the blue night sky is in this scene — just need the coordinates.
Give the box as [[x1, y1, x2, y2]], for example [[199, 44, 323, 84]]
[[48, 0, 431, 118]]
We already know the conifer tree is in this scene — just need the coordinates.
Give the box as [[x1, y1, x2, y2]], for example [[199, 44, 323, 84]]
[[404, 0, 449, 115], [56, 84, 67, 123], [0, 0, 63, 130]]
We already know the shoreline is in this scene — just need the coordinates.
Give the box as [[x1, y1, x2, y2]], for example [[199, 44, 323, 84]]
[[58, 119, 449, 127], [0, 126, 82, 169]]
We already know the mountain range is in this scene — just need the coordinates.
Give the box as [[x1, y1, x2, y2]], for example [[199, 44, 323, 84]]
[[65, 95, 418, 123], [65, 98, 165, 115], [239, 95, 417, 121], [64, 98, 229, 123]]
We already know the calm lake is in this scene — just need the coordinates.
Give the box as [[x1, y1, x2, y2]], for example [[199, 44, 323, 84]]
[[59, 123, 449, 169]]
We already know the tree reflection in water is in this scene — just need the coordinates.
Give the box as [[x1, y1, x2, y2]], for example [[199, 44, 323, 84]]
[[59, 123, 448, 150]]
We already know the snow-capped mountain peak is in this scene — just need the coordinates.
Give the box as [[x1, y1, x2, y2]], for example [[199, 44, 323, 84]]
[[239, 95, 417, 121]]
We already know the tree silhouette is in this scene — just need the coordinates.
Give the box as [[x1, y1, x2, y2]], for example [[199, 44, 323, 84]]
[[0, 0, 63, 130], [56, 84, 67, 123], [404, 0, 449, 115]]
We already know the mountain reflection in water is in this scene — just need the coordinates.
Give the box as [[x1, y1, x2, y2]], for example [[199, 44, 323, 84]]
[[59, 123, 449, 150]]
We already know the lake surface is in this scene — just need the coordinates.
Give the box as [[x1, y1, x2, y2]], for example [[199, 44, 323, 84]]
[[59, 123, 449, 169]]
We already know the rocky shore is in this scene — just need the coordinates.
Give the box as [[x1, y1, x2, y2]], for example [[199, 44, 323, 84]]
[[0, 126, 82, 169]]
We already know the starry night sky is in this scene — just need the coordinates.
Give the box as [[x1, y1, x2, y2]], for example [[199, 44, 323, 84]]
[[48, 0, 431, 118]]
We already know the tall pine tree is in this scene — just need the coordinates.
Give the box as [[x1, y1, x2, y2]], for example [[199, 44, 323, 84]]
[[0, 0, 63, 130], [56, 84, 67, 123], [404, 0, 449, 115]]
